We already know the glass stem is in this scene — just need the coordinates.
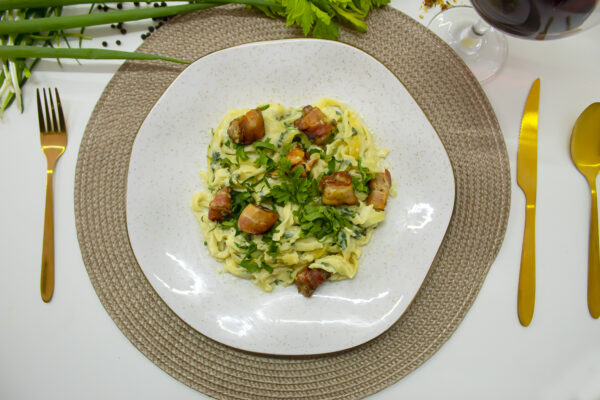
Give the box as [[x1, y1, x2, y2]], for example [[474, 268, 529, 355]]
[[471, 19, 490, 36]]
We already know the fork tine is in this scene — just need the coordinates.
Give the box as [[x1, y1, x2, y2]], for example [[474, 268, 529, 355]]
[[48, 88, 59, 132], [36, 89, 46, 132], [54, 88, 66, 132], [42, 88, 53, 132]]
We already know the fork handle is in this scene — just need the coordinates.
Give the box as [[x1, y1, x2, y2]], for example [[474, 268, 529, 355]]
[[588, 180, 600, 318], [518, 201, 536, 326], [41, 169, 55, 303]]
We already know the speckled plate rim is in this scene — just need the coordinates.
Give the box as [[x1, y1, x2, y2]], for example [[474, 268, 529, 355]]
[[125, 37, 456, 356]]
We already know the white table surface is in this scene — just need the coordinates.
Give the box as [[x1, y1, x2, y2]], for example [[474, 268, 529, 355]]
[[2, 1, 600, 399]]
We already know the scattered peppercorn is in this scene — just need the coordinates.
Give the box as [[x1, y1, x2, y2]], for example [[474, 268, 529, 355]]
[[141, 33, 147, 40], [148, 26, 155, 32], [110, 23, 116, 28], [134, 1, 140, 6], [117, 22, 123, 29], [120, 28, 127, 34], [116, 40, 122, 45], [102, 41, 108, 47], [117, 2, 123, 9], [97, 4, 102, 10], [161, 1, 167, 6], [153, 2, 159, 7]]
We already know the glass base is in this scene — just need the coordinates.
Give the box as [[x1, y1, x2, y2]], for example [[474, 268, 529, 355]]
[[428, 6, 508, 83]]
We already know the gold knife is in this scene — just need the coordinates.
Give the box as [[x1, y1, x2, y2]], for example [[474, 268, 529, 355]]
[[516, 78, 540, 327]]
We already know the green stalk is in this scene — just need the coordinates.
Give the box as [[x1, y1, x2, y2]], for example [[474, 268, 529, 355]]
[[0, 3, 215, 34], [0, 45, 190, 63], [0, 1, 282, 34], [330, 3, 366, 32], [0, 0, 234, 10]]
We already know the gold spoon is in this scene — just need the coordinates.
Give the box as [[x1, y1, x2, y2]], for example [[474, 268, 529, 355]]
[[570, 102, 600, 319]]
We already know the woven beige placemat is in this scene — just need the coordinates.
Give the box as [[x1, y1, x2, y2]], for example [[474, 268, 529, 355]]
[[74, 6, 510, 400]]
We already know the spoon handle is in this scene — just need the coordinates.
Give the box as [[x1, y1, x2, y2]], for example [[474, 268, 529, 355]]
[[518, 199, 536, 326], [588, 180, 600, 318]]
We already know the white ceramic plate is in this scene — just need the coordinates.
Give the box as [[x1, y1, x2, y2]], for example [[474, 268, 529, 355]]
[[126, 39, 455, 355]]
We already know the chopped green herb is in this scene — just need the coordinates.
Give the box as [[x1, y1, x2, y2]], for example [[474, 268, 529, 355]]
[[269, 159, 319, 206], [327, 157, 337, 174], [218, 157, 234, 168], [352, 157, 376, 194], [253, 140, 277, 152], [258, 104, 270, 111], [260, 261, 274, 273], [210, 151, 221, 170], [235, 145, 249, 163], [296, 204, 356, 246]]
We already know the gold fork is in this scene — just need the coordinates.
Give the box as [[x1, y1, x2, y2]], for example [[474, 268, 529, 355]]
[[37, 88, 67, 303]]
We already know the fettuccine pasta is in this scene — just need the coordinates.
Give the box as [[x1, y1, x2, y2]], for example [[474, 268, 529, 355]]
[[192, 98, 393, 296]]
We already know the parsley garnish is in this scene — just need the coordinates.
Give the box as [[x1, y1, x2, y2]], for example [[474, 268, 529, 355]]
[[252, 139, 277, 152], [352, 157, 376, 194], [268, 159, 319, 206], [296, 204, 356, 247], [237, 239, 274, 273], [235, 144, 249, 163]]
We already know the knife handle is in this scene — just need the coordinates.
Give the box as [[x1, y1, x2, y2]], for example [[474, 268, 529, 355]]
[[588, 180, 600, 319], [518, 202, 536, 326]]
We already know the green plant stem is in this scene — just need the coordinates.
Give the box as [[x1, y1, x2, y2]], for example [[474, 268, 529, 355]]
[[0, 4, 213, 34], [0, 0, 225, 10], [0, 45, 190, 63], [0, 1, 282, 34]]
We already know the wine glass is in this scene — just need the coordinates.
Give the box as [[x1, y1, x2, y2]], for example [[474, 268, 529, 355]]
[[428, 0, 600, 82]]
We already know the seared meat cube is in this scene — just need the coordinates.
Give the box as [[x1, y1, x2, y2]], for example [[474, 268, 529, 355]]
[[366, 170, 392, 211], [295, 267, 331, 297], [208, 187, 232, 221], [293, 105, 335, 145], [285, 145, 310, 176], [227, 109, 265, 145], [238, 204, 279, 235], [285, 145, 308, 170], [319, 171, 358, 206]]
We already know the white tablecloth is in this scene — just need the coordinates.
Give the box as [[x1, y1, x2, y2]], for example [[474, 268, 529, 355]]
[[2, 1, 600, 398]]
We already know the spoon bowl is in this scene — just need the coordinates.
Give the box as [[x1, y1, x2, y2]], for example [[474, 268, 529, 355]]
[[570, 102, 600, 319]]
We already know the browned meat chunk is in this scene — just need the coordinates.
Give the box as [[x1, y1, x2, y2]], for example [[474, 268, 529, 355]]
[[319, 171, 358, 206], [285, 145, 307, 170], [293, 105, 335, 145], [208, 187, 232, 221], [366, 170, 392, 211], [238, 204, 278, 235], [227, 109, 265, 145], [295, 267, 331, 297], [285, 145, 310, 176]]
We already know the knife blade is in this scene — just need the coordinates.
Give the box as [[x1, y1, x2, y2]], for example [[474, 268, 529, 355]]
[[516, 78, 540, 327]]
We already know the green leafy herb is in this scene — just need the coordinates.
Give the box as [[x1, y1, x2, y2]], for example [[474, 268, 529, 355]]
[[235, 144, 249, 163], [237, 239, 273, 273], [258, 104, 270, 111], [252, 139, 277, 152], [327, 157, 337, 174], [260, 260, 274, 273], [269, 159, 319, 206], [352, 157, 376, 194], [254, 0, 389, 40], [296, 204, 355, 247], [218, 157, 235, 168]]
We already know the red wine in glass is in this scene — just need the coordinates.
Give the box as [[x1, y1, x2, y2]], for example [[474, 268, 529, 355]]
[[471, 0, 598, 39]]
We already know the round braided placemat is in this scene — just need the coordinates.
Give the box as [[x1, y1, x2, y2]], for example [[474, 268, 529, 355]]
[[74, 6, 510, 400]]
